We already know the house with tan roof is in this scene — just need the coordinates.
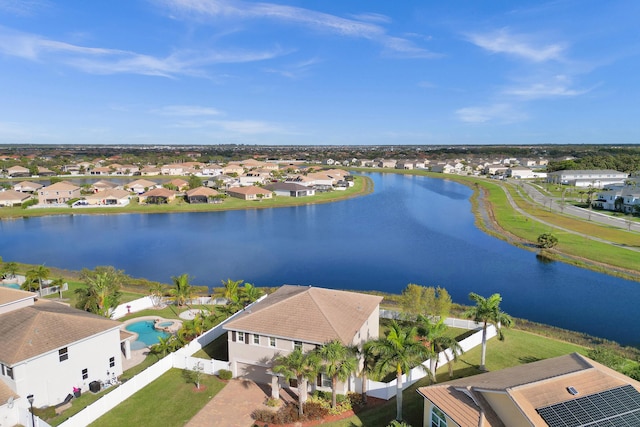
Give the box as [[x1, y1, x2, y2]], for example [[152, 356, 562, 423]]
[[226, 186, 273, 201], [37, 182, 81, 205], [185, 186, 220, 204], [0, 190, 32, 207], [418, 352, 640, 427], [82, 189, 131, 206], [91, 180, 121, 192], [139, 187, 178, 204], [13, 181, 43, 193], [165, 178, 189, 191], [0, 288, 126, 414], [125, 179, 158, 194], [139, 165, 161, 176], [223, 285, 382, 398], [222, 164, 246, 176], [264, 182, 315, 197], [5, 165, 30, 178]]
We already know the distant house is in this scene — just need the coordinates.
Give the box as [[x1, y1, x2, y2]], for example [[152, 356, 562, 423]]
[[165, 178, 189, 191], [224, 285, 382, 398], [185, 186, 220, 204], [139, 188, 178, 204], [264, 182, 315, 197], [547, 170, 628, 188], [91, 180, 121, 193], [418, 352, 640, 427], [139, 166, 161, 176], [239, 171, 270, 186], [431, 164, 456, 174], [37, 182, 81, 205], [36, 167, 56, 177], [506, 166, 537, 179], [227, 186, 273, 201], [222, 164, 245, 176], [0, 190, 31, 207], [5, 166, 30, 178], [484, 165, 509, 176], [82, 189, 131, 206], [378, 159, 397, 168], [396, 161, 414, 170], [12, 181, 43, 193], [125, 179, 158, 194], [160, 162, 203, 176], [0, 288, 126, 412], [89, 166, 112, 176]]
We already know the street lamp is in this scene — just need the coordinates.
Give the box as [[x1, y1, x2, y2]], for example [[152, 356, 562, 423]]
[[27, 394, 35, 427]]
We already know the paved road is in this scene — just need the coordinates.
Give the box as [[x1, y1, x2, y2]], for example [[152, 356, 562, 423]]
[[500, 180, 640, 253]]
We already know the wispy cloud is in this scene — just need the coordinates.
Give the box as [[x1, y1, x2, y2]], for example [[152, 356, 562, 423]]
[[0, 0, 49, 16], [0, 26, 285, 77], [157, 0, 437, 58], [152, 105, 222, 116], [504, 75, 591, 99], [456, 103, 526, 123], [263, 57, 321, 79], [467, 28, 565, 62]]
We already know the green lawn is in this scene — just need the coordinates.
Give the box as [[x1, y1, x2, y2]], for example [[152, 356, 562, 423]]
[[89, 369, 226, 427], [322, 329, 587, 427], [191, 333, 229, 360]]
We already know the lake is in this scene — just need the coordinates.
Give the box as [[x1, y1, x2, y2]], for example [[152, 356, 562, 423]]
[[1, 173, 638, 346]]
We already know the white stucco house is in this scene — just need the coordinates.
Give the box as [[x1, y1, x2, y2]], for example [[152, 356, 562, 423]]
[[547, 170, 628, 188], [0, 288, 126, 413], [223, 285, 383, 399]]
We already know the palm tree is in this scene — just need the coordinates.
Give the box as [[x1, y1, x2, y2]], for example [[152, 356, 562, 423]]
[[75, 269, 122, 317], [355, 340, 378, 404], [368, 321, 432, 421], [148, 282, 166, 307], [272, 349, 320, 417], [150, 335, 177, 358], [28, 264, 50, 295], [220, 278, 242, 303], [50, 277, 66, 299], [416, 316, 464, 381], [170, 273, 193, 307], [463, 292, 513, 371], [317, 340, 358, 409], [239, 282, 263, 305], [1, 261, 18, 279]]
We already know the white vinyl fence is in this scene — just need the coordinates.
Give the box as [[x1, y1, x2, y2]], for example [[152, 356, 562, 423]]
[[59, 295, 266, 427]]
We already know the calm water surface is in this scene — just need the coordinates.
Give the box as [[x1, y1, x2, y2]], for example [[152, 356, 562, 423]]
[[1, 173, 638, 345]]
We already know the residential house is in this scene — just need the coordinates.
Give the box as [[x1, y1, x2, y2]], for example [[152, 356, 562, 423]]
[[395, 161, 415, 170], [12, 181, 43, 193], [89, 166, 113, 176], [91, 180, 121, 193], [418, 352, 640, 427], [222, 164, 245, 176], [223, 285, 382, 397], [226, 186, 273, 201], [82, 189, 131, 206], [506, 166, 537, 179], [185, 186, 220, 204], [37, 167, 56, 177], [547, 170, 628, 188], [0, 288, 125, 411], [204, 175, 239, 190], [5, 166, 30, 178], [165, 178, 189, 191], [139, 188, 178, 204], [160, 162, 203, 175], [484, 165, 509, 176], [378, 159, 397, 168], [239, 171, 271, 186], [37, 182, 81, 205], [264, 182, 315, 197], [125, 179, 158, 194], [198, 164, 223, 177], [431, 164, 456, 174], [139, 166, 161, 176], [593, 186, 640, 213], [0, 190, 31, 207]]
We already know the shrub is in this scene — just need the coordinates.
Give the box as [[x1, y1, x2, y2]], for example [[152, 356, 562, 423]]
[[21, 199, 38, 209], [387, 421, 412, 427], [303, 401, 329, 420], [347, 391, 365, 408], [265, 397, 280, 407], [251, 408, 275, 423], [217, 369, 232, 380]]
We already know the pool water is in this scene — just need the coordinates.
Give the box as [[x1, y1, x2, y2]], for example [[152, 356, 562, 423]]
[[0, 283, 21, 290], [125, 320, 170, 350], [157, 321, 173, 327]]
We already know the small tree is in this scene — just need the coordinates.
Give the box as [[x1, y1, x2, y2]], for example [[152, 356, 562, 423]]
[[537, 233, 558, 249]]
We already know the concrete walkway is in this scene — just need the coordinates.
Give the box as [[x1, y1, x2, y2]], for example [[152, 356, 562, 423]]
[[185, 379, 271, 427]]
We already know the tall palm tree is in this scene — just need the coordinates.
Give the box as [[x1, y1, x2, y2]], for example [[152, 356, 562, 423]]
[[170, 273, 193, 307], [356, 340, 378, 404], [75, 270, 122, 317], [463, 292, 513, 371], [28, 264, 50, 295], [50, 277, 66, 299], [240, 282, 263, 305], [148, 282, 166, 307], [272, 349, 320, 417], [1, 261, 18, 279], [220, 278, 242, 303], [416, 316, 464, 381], [317, 340, 358, 409], [368, 321, 432, 421]]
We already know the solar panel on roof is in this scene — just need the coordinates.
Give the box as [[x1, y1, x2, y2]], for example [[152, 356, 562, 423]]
[[536, 385, 640, 427]]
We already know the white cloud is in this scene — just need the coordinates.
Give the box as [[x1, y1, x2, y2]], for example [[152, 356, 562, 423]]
[[467, 28, 565, 62], [157, 0, 436, 58], [504, 75, 590, 99], [456, 103, 526, 123], [263, 57, 321, 79], [0, 26, 285, 77], [153, 105, 222, 116]]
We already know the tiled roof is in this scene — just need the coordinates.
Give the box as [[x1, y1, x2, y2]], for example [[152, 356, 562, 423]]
[[227, 186, 272, 196], [141, 187, 177, 197], [42, 182, 80, 191], [126, 179, 157, 188], [84, 189, 130, 200], [0, 297, 122, 365], [224, 285, 382, 345], [0, 288, 35, 307], [0, 190, 31, 202], [418, 353, 640, 427], [186, 186, 219, 197]]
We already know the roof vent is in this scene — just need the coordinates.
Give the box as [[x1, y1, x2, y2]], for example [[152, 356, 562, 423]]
[[567, 386, 579, 395]]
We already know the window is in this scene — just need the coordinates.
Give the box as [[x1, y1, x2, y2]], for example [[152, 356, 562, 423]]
[[59, 347, 68, 362], [82, 368, 88, 380], [294, 341, 302, 351], [5, 367, 13, 380], [253, 334, 260, 345], [431, 406, 447, 427], [269, 337, 276, 347], [109, 357, 115, 368], [238, 332, 245, 343], [317, 373, 331, 388]]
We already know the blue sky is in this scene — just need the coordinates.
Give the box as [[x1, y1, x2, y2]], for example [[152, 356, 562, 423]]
[[1, 0, 639, 146]]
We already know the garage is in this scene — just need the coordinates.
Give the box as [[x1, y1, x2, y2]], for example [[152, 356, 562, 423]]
[[236, 362, 272, 384]]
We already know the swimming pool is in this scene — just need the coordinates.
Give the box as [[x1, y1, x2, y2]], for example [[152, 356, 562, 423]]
[[125, 320, 170, 350], [0, 283, 21, 290]]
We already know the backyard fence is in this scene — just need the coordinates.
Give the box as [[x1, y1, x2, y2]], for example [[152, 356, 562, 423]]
[[58, 294, 266, 427]]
